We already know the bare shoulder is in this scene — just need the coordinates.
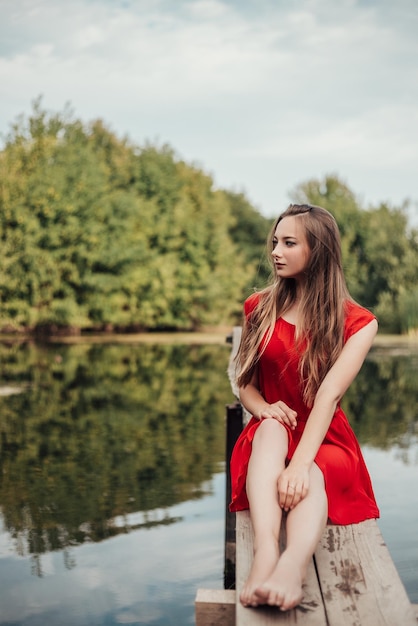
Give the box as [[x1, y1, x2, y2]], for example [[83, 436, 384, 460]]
[[342, 318, 378, 358]]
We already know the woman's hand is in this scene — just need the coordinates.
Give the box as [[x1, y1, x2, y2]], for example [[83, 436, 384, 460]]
[[277, 463, 309, 511], [257, 400, 297, 430]]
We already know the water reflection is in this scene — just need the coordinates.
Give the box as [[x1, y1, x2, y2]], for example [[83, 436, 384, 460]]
[[344, 348, 418, 449], [0, 341, 231, 576], [0, 339, 417, 623]]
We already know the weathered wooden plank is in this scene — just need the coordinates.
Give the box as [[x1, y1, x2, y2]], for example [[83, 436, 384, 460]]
[[195, 588, 235, 626], [235, 510, 327, 625], [315, 519, 416, 625]]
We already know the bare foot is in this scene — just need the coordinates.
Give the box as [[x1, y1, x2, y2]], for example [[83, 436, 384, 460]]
[[254, 549, 304, 611], [240, 541, 279, 607]]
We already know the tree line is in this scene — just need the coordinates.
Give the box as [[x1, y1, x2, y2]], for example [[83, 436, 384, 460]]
[[1, 99, 417, 334]]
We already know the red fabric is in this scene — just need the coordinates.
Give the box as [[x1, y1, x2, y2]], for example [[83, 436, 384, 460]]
[[229, 294, 380, 524]]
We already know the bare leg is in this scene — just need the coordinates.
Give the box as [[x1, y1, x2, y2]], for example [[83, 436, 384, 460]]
[[240, 419, 288, 607], [254, 463, 328, 610]]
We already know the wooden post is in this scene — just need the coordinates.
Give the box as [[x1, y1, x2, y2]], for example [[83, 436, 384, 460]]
[[224, 402, 243, 590]]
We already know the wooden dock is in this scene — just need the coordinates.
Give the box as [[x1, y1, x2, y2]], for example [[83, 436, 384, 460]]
[[233, 511, 417, 625], [196, 508, 418, 625], [195, 328, 418, 625]]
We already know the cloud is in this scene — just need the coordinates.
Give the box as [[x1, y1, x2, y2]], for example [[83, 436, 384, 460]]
[[0, 0, 416, 115], [0, 0, 417, 215]]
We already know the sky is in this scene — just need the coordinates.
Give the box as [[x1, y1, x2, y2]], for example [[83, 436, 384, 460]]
[[0, 0, 417, 221]]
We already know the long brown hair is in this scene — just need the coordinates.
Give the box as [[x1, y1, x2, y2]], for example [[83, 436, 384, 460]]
[[236, 203, 353, 406]]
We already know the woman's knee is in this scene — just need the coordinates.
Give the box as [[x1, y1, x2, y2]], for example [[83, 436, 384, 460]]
[[253, 418, 288, 448]]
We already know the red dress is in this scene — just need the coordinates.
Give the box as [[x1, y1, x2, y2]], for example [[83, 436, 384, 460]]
[[230, 294, 380, 524]]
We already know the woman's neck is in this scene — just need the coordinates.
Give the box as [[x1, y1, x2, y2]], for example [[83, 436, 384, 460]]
[[281, 299, 300, 325]]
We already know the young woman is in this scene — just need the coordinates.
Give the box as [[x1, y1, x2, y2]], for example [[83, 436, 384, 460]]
[[230, 203, 379, 612]]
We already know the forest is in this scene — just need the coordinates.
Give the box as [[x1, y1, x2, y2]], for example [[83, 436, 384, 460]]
[[1, 99, 417, 334]]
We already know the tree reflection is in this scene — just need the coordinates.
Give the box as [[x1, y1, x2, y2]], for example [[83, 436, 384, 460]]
[[0, 340, 416, 571], [344, 349, 418, 449], [0, 341, 232, 568]]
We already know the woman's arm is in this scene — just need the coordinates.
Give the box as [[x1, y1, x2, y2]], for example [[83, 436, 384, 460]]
[[280, 318, 378, 511], [239, 367, 297, 429]]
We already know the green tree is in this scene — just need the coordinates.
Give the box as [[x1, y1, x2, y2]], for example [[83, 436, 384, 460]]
[[226, 191, 272, 294], [0, 100, 251, 332], [363, 205, 418, 332], [2, 101, 416, 334], [292, 175, 418, 332]]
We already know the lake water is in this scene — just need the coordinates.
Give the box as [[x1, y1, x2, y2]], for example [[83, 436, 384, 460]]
[[0, 337, 417, 625]]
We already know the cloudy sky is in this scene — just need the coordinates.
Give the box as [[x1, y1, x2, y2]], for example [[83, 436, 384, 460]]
[[1, 0, 417, 220]]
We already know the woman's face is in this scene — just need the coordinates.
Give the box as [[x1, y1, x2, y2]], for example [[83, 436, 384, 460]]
[[271, 216, 310, 281]]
